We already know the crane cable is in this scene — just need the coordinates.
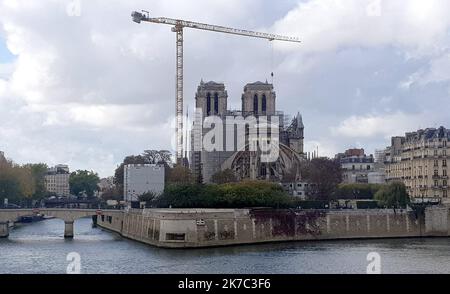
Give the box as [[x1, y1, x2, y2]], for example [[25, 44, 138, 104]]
[[270, 40, 275, 85]]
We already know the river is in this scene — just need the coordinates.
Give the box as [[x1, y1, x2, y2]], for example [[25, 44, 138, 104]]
[[1, 217, 450, 274]]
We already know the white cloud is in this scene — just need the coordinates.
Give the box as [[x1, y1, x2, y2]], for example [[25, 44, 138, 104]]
[[272, 0, 450, 54], [421, 53, 450, 84], [0, 61, 15, 77], [331, 112, 433, 139]]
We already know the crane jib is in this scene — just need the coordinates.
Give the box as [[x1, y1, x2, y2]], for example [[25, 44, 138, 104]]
[[140, 16, 301, 43]]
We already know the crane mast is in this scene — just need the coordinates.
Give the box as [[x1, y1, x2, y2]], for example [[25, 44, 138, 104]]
[[131, 11, 301, 164]]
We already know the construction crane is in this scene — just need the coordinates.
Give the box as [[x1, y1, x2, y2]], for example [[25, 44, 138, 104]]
[[131, 10, 301, 164]]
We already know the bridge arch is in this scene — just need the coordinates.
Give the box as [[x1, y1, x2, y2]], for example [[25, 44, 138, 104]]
[[0, 209, 120, 239]]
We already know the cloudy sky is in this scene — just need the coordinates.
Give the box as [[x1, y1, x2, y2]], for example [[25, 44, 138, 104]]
[[1, 0, 450, 177]]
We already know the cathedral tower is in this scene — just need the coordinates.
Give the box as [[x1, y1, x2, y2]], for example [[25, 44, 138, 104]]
[[241, 81, 276, 115], [195, 80, 228, 118]]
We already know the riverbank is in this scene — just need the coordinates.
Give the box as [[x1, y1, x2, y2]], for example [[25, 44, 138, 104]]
[[97, 206, 450, 248]]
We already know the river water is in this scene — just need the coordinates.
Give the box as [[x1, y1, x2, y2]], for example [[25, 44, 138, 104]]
[[1, 218, 450, 274]]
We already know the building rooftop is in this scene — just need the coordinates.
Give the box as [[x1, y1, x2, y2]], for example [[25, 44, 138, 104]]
[[244, 81, 274, 91], [197, 80, 226, 92], [403, 126, 449, 142], [46, 165, 70, 175]]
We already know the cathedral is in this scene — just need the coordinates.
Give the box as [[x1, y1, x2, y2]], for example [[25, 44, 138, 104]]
[[190, 80, 305, 184]]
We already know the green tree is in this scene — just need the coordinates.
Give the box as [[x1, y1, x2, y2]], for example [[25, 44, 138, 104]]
[[156, 181, 294, 209], [211, 169, 237, 184], [375, 182, 410, 209], [0, 160, 36, 204], [24, 163, 48, 200], [0, 171, 23, 204], [138, 191, 157, 204], [336, 183, 385, 200], [69, 170, 100, 198]]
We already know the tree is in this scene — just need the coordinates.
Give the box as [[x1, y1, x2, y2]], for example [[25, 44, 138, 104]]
[[24, 163, 48, 200], [300, 158, 342, 201], [142, 150, 172, 165], [167, 165, 195, 184], [282, 166, 300, 183], [101, 187, 123, 202], [155, 181, 294, 209], [375, 182, 410, 209], [0, 171, 22, 204], [138, 191, 156, 203], [211, 169, 237, 184], [13, 165, 35, 199], [143, 150, 173, 182], [69, 170, 100, 198], [0, 161, 36, 204], [335, 183, 385, 200]]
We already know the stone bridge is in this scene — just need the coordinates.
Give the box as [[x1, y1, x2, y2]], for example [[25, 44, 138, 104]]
[[0, 209, 122, 238]]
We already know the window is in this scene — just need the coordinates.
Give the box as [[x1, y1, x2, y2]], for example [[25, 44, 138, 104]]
[[444, 170, 447, 176], [214, 93, 219, 114], [444, 160, 447, 167], [206, 93, 211, 115], [434, 180, 439, 187], [444, 190, 448, 198], [262, 94, 267, 112], [253, 94, 259, 112], [434, 160, 439, 167]]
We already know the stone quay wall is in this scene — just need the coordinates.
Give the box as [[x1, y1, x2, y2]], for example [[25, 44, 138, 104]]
[[97, 207, 450, 248]]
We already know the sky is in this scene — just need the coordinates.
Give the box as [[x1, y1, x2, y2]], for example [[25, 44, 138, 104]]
[[1, 0, 450, 177]]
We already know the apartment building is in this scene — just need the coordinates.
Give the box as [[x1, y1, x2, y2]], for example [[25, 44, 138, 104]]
[[45, 165, 71, 197], [385, 127, 449, 203], [335, 149, 381, 184]]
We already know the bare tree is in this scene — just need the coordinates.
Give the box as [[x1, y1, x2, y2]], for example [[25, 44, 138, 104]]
[[300, 158, 342, 201]]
